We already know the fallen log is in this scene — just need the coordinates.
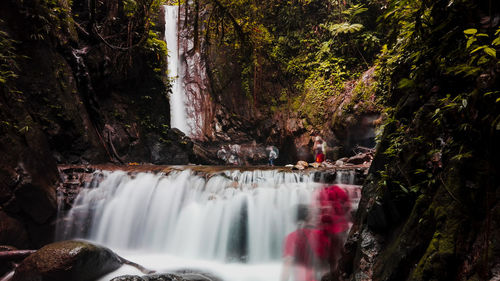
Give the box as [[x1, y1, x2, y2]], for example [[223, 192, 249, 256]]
[[0, 250, 36, 261]]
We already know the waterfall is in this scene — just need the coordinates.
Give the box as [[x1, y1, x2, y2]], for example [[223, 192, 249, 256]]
[[58, 168, 361, 280], [164, 6, 191, 136]]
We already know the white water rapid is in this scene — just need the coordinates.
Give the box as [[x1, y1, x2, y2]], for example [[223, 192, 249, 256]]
[[164, 6, 192, 136], [58, 169, 360, 281]]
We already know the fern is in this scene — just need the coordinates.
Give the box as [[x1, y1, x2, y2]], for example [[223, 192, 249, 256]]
[[327, 22, 364, 36]]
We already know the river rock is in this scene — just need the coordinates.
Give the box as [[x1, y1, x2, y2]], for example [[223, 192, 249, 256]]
[[310, 162, 321, 168], [111, 274, 185, 281], [111, 271, 223, 281], [294, 160, 309, 170], [11, 240, 122, 281], [174, 269, 223, 281]]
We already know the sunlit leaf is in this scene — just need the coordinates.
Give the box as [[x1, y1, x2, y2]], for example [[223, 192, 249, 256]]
[[463, 28, 477, 35], [471, 46, 485, 53], [484, 47, 496, 58], [466, 37, 476, 48]]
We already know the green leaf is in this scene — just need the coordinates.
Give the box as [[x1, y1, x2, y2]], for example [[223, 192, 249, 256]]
[[466, 37, 476, 48], [484, 91, 499, 96], [484, 47, 496, 58], [398, 78, 415, 89], [18, 126, 29, 133], [464, 28, 477, 35], [471, 46, 485, 53]]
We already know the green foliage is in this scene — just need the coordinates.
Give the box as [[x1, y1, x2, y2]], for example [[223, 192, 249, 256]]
[[326, 22, 364, 36], [0, 27, 18, 85], [124, 0, 139, 17], [145, 30, 168, 70], [374, 0, 499, 201], [15, 0, 74, 43], [201, 0, 383, 127]]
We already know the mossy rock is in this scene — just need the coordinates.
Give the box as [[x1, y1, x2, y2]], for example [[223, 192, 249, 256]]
[[12, 240, 122, 281]]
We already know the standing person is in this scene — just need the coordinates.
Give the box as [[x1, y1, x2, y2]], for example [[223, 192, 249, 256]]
[[268, 146, 279, 166], [281, 205, 329, 281], [314, 185, 351, 278], [313, 136, 326, 163]]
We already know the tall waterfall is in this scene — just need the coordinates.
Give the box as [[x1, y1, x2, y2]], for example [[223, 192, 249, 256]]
[[58, 169, 360, 281], [164, 6, 190, 135]]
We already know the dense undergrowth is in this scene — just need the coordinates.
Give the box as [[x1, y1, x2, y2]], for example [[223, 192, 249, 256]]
[[341, 0, 500, 280], [376, 0, 499, 209]]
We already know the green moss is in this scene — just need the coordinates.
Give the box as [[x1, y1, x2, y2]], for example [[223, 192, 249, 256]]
[[346, 75, 379, 113]]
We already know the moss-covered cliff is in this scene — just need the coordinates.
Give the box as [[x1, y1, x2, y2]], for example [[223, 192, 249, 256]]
[[340, 1, 499, 280], [178, 0, 384, 163]]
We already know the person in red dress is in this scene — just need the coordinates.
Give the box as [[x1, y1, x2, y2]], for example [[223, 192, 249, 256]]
[[313, 136, 326, 163]]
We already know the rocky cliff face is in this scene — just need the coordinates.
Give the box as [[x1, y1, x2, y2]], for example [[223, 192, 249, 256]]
[[0, 0, 194, 248]]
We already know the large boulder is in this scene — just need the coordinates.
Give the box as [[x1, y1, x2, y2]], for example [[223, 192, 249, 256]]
[[11, 240, 122, 281], [0, 211, 29, 249]]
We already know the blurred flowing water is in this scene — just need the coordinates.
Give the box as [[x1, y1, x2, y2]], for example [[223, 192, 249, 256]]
[[57, 168, 360, 281], [165, 5, 194, 136]]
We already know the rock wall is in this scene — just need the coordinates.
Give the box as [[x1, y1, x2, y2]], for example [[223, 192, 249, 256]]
[[0, 0, 194, 248]]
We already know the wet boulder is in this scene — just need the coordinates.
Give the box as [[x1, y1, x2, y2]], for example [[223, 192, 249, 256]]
[[11, 240, 122, 281], [111, 274, 186, 281], [173, 269, 223, 281], [111, 271, 223, 281]]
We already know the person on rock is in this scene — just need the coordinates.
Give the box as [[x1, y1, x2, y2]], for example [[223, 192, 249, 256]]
[[281, 205, 329, 281], [314, 185, 351, 278], [313, 136, 326, 163]]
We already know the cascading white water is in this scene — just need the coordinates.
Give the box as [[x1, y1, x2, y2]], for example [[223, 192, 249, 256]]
[[58, 169, 361, 281], [164, 6, 191, 135]]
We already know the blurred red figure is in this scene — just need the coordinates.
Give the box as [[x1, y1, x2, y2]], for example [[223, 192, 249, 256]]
[[281, 205, 330, 281], [314, 185, 351, 276]]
